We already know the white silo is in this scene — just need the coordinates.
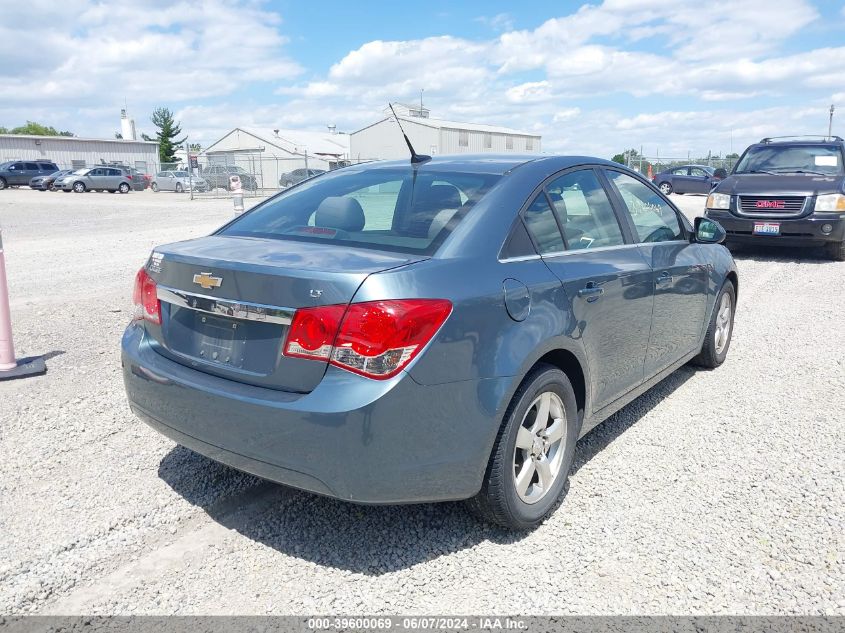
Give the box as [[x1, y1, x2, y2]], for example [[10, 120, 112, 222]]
[[120, 109, 137, 140]]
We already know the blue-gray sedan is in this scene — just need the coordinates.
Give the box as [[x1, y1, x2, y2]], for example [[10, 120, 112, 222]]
[[122, 154, 737, 529]]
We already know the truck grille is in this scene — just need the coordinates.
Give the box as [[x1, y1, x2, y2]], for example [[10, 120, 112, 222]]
[[738, 196, 806, 216]]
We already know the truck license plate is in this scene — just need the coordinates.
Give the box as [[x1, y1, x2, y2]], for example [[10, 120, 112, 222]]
[[753, 222, 780, 235]]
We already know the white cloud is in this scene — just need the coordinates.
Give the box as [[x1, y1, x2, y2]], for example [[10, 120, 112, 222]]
[[0, 0, 839, 160], [0, 0, 301, 128]]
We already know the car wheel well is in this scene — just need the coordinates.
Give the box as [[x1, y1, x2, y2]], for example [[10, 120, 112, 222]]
[[726, 271, 738, 299], [533, 349, 586, 421]]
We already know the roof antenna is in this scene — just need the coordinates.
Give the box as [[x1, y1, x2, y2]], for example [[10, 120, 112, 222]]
[[388, 103, 430, 164]]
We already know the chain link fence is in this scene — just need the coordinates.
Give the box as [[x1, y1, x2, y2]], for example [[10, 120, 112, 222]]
[[33, 154, 377, 198], [622, 153, 739, 177]]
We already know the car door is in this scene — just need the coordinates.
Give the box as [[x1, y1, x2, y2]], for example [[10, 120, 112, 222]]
[[21, 163, 41, 184], [7, 163, 26, 185], [604, 169, 708, 377], [523, 168, 654, 412], [87, 168, 104, 188], [671, 167, 696, 193], [688, 167, 712, 194], [111, 168, 125, 189]]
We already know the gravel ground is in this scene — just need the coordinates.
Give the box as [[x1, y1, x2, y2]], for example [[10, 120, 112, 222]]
[[0, 188, 842, 615]]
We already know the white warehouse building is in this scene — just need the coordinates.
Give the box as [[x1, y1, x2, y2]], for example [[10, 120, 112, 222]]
[[350, 105, 542, 161], [0, 134, 159, 172], [201, 127, 350, 189]]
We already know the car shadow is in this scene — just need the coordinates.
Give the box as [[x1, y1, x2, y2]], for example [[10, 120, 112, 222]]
[[728, 243, 834, 263], [157, 364, 697, 575], [572, 365, 696, 474]]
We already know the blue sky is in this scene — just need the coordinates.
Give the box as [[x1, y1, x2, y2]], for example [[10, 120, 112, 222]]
[[1, 0, 844, 159]]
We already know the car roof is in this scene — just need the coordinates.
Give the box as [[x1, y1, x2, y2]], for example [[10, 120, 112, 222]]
[[751, 139, 844, 148], [343, 153, 619, 176]]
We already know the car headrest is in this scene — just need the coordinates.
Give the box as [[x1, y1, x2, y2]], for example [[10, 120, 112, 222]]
[[424, 184, 462, 210], [428, 208, 459, 240], [547, 192, 568, 222], [314, 196, 365, 232]]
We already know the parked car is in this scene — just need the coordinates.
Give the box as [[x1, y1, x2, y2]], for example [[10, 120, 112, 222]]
[[705, 136, 845, 260], [203, 165, 258, 190], [122, 154, 737, 529], [30, 169, 73, 191], [652, 164, 722, 195], [55, 167, 134, 193], [0, 160, 59, 190], [102, 164, 147, 191], [279, 168, 326, 188], [152, 170, 208, 193]]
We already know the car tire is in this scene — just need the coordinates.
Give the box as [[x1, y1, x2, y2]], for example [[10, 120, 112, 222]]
[[468, 364, 578, 530], [151, 183, 159, 192], [72, 182, 86, 193], [175, 183, 183, 193], [827, 240, 845, 262], [0, 178, 6, 190], [118, 183, 130, 194], [658, 182, 673, 195], [691, 280, 736, 369]]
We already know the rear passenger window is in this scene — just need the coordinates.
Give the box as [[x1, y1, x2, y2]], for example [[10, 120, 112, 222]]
[[545, 170, 625, 250], [39, 163, 56, 171], [605, 171, 684, 243], [522, 194, 564, 254], [25, 163, 40, 170], [224, 167, 501, 255]]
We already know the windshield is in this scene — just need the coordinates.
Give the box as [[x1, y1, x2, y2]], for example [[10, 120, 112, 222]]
[[734, 145, 844, 175], [172, 171, 189, 177], [72, 169, 89, 175], [219, 166, 502, 255]]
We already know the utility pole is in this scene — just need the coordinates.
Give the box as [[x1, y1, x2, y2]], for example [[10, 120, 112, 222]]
[[829, 104, 835, 140], [185, 139, 193, 201]]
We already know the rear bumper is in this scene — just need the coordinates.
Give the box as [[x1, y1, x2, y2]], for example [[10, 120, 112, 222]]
[[705, 209, 845, 246], [121, 324, 507, 504]]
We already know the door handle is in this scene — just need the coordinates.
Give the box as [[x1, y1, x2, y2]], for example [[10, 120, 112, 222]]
[[656, 271, 673, 285], [577, 282, 604, 301]]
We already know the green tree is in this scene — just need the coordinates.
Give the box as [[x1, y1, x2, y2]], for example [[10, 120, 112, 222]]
[[611, 148, 640, 165], [2, 121, 73, 136], [148, 107, 186, 163]]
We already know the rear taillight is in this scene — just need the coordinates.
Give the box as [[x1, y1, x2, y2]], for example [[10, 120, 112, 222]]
[[284, 299, 452, 379], [127, 175, 133, 180], [132, 268, 161, 324]]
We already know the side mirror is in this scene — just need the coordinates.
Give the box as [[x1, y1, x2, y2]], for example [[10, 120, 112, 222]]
[[713, 168, 728, 179], [693, 217, 726, 244]]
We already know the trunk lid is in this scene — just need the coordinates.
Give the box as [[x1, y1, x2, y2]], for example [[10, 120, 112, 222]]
[[145, 235, 427, 392]]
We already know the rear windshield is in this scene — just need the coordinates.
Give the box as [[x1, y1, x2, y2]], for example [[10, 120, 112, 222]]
[[735, 144, 844, 175], [219, 167, 502, 255]]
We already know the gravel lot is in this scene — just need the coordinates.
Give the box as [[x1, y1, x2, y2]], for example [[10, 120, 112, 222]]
[[0, 187, 842, 615]]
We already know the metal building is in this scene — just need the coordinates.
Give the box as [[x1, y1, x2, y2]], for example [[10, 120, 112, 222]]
[[350, 105, 542, 161], [0, 134, 159, 172], [201, 128, 351, 190]]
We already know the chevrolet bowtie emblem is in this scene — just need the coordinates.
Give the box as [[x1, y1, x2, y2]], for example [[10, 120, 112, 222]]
[[192, 272, 222, 290]]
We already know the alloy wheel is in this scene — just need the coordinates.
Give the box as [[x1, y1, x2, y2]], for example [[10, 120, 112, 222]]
[[714, 292, 732, 355], [512, 391, 567, 504]]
